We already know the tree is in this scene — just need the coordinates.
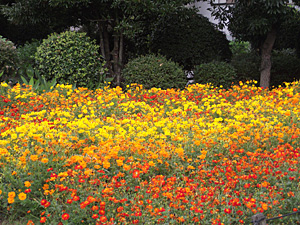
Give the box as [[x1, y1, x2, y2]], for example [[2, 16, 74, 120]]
[[1, 0, 195, 86], [210, 0, 299, 88]]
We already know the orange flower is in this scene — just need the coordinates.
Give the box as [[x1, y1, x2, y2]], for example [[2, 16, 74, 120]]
[[99, 216, 107, 223], [8, 191, 16, 198], [27, 220, 34, 225], [8, 197, 14, 204], [123, 164, 130, 171], [261, 203, 268, 211], [30, 155, 38, 161], [24, 181, 31, 187]]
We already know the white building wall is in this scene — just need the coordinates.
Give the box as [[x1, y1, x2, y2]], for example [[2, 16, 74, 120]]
[[191, 1, 233, 40]]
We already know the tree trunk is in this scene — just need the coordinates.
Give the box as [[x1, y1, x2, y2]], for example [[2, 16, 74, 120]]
[[98, 21, 106, 59], [260, 27, 277, 88], [117, 33, 124, 86], [103, 23, 113, 76]]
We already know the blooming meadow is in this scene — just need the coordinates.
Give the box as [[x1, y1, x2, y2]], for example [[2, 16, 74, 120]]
[[0, 80, 300, 224]]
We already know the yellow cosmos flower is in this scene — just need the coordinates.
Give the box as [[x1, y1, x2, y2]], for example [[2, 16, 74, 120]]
[[18, 192, 27, 201]]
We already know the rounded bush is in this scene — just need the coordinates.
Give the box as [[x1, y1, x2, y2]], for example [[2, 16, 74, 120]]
[[122, 54, 186, 90], [194, 61, 237, 89], [150, 8, 232, 70], [0, 35, 18, 80], [35, 31, 106, 88]]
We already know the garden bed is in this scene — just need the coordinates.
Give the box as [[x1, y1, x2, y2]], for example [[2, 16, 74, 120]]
[[0, 81, 300, 224]]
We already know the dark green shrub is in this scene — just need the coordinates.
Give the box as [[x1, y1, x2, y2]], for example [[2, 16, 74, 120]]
[[194, 61, 237, 89], [230, 51, 260, 82], [150, 8, 232, 70], [122, 54, 186, 90], [0, 35, 19, 81], [270, 49, 300, 87], [35, 31, 107, 89]]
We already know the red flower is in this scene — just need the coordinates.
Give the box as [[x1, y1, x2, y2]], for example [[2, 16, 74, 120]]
[[132, 169, 140, 178], [24, 189, 31, 193], [62, 213, 70, 220], [44, 201, 51, 208], [92, 214, 99, 219], [224, 208, 232, 214], [40, 199, 47, 206], [72, 196, 80, 201], [135, 212, 142, 217], [40, 217, 46, 223]]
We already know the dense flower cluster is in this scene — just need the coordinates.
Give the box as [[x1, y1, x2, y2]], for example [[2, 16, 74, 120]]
[[0, 81, 300, 224]]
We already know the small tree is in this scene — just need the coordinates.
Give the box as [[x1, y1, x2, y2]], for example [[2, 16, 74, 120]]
[[210, 0, 299, 88], [1, 0, 195, 86], [150, 8, 231, 70]]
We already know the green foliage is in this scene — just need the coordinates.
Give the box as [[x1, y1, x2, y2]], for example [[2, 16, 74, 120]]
[[150, 8, 231, 70], [230, 51, 260, 83], [194, 61, 237, 89], [229, 41, 251, 55], [20, 65, 57, 93], [0, 35, 19, 81], [17, 40, 41, 78], [35, 31, 107, 89], [122, 54, 186, 90], [271, 49, 300, 87], [226, 0, 294, 49]]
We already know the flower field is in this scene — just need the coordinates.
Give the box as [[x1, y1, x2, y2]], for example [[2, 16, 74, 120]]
[[0, 80, 300, 224]]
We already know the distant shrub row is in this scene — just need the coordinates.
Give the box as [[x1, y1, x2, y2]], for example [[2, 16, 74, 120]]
[[1, 32, 300, 90]]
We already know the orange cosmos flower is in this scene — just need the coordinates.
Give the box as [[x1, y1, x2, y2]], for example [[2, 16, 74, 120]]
[[26, 220, 34, 225], [8, 191, 16, 198], [24, 181, 31, 187], [30, 155, 38, 161], [99, 216, 107, 223]]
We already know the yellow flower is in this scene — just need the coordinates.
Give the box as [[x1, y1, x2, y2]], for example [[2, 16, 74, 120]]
[[24, 181, 31, 187], [0, 190, 2, 195], [116, 159, 123, 167], [18, 192, 27, 201]]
